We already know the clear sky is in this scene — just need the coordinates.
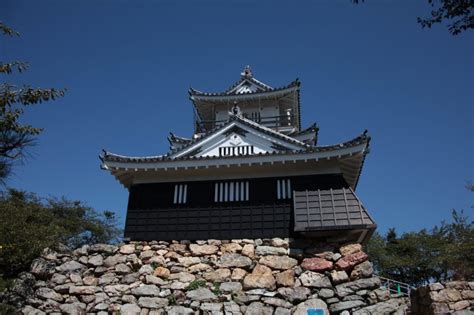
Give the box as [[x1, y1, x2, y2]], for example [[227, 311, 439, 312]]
[[2, 0, 473, 235]]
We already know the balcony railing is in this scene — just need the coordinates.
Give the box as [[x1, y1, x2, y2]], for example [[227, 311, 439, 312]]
[[195, 114, 297, 133]]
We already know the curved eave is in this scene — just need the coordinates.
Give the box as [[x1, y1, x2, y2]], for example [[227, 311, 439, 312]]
[[189, 82, 300, 101], [101, 134, 369, 189]]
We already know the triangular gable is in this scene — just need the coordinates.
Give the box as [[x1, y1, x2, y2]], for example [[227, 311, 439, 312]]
[[225, 78, 271, 95], [170, 118, 308, 159]]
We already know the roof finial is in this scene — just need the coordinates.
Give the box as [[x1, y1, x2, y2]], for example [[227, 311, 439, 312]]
[[230, 101, 242, 117], [241, 65, 253, 78]]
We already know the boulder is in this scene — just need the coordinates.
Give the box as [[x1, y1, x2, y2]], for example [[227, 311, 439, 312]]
[[293, 298, 328, 315], [259, 255, 297, 270], [242, 244, 255, 258], [200, 302, 223, 312], [277, 287, 311, 303], [137, 297, 168, 309], [335, 251, 369, 270], [275, 269, 295, 287], [339, 243, 362, 256], [131, 284, 160, 297], [335, 277, 381, 297], [350, 261, 373, 279], [329, 300, 366, 313], [231, 268, 247, 280], [244, 301, 274, 315], [189, 244, 218, 255], [243, 264, 276, 291], [120, 244, 136, 255], [188, 263, 212, 273], [203, 268, 231, 282], [115, 263, 132, 274], [221, 243, 242, 253], [59, 303, 86, 314], [153, 266, 170, 278], [301, 257, 333, 272], [166, 306, 194, 314], [30, 258, 56, 280], [299, 271, 332, 288], [255, 246, 287, 256], [57, 261, 86, 273], [218, 253, 252, 268], [89, 243, 117, 254], [103, 254, 126, 267], [168, 272, 195, 283], [87, 255, 103, 267], [262, 297, 293, 308], [185, 288, 217, 302], [220, 282, 243, 293], [35, 287, 63, 302], [120, 303, 140, 315], [69, 286, 96, 295], [330, 270, 349, 284], [177, 256, 200, 267]]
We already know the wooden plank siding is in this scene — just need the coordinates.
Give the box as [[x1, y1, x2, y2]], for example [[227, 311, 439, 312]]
[[293, 188, 376, 231], [124, 174, 351, 241]]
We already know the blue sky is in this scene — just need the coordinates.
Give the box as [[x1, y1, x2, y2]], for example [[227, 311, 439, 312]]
[[2, 0, 473, 235]]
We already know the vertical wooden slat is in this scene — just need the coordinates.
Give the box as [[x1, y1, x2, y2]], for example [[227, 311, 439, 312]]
[[330, 188, 337, 226], [343, 187, 350, 226], [318, 189, 323, 227], [305, 190, 310, 227]]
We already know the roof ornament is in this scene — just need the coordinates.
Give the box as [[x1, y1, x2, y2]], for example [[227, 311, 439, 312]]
[[241, 65, 253, 78], [230, 101, 242, 117]]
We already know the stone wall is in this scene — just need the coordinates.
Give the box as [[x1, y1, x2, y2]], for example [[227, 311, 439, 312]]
[[410, 281, 474, 314], [1, 239, 408, 314]]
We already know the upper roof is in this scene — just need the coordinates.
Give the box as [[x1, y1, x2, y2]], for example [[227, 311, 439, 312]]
[[188, 65, 300, 98]]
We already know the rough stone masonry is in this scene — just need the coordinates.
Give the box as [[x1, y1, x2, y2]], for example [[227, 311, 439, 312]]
[[1, 239, 410, 314]]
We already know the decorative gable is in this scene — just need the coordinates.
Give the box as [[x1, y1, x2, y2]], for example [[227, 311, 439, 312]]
[[170, 118, 308, 159]]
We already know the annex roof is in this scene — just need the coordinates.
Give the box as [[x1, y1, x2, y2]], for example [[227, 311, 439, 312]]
[[293, 188, 376, 244]]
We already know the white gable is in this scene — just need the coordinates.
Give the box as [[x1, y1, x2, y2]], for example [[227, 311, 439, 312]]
[[227, 79, 265, 95], [171, 120, 305, 159]]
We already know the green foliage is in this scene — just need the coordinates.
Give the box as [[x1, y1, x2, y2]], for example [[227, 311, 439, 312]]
[[0, 189, 121, 277], [0, 303, 16, 315], [417, 0, 473, 35], [352, 0, 473, 35], [186, 279, 207, 291], [0, 21, 65, 183], [150, 262, 160, 269], [168, 294, 177, 305], [367, 209, 474, 286], [212, 282, 222, 296]]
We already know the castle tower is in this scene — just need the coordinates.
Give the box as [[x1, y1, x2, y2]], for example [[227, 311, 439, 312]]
[[100, 66, 376, 243]]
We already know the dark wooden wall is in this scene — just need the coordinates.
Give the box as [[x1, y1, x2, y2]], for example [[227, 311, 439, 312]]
[[124, 174, 348, 241]]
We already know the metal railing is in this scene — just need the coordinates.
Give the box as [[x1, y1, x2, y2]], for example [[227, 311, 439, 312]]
[[195, 114, 297, 133], [378, 276, 415, 298]]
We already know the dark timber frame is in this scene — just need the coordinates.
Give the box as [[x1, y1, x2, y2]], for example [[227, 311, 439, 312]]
[[124, 174, 375, 243]]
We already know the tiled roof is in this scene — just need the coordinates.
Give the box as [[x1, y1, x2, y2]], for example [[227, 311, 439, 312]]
[[293, 187, 376, 244], [100, 128, 370, 164], [189, 79, 300, 97]]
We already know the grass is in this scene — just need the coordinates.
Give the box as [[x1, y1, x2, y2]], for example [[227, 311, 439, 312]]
[[186, 279, 207, 291]]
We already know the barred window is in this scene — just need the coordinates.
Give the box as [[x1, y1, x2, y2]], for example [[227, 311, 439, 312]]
[[173, 184, 188, 204], [277, 179, 292, 199], [214, 181, 249, 202]]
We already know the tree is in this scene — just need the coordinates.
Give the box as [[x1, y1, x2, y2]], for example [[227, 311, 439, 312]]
[[0, 22, 65, 183], [0, 189, 121, 277], [367, 208, 474, 286], [352, 0, 473, 35]]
